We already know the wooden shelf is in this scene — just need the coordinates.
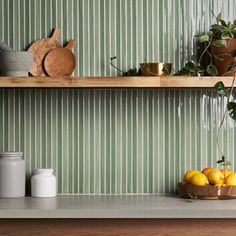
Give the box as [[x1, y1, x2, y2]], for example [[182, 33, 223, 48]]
[[0, 76, 234, 88]]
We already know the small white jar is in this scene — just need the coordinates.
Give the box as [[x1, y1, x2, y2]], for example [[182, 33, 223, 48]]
[[31, 169, 56, 197]]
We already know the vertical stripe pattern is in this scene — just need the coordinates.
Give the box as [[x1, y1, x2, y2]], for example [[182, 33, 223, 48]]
[[1, 0, 236, 75], [0, 0, 236, 194], [0, 89, 235, 194]]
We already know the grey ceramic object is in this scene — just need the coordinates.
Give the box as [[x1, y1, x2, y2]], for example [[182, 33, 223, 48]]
[[0, 51, 33, 76], [0, 152, 25, 198], [0, 41, 13, 51]]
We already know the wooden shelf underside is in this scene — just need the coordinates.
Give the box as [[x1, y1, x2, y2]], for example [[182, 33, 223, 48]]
[[0, 76, 234, 88]]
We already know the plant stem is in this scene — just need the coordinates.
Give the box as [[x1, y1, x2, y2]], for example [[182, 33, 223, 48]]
[[198, 39, 213, 66], [216, 73, 236, 158], [206, 50, 213, 65], [110, 58, 124, 74]]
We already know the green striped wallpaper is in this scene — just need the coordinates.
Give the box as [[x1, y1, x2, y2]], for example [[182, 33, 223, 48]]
[[0, 0, 236, 194], [1, 0, 235, 75], [0, 89, 235, 194]]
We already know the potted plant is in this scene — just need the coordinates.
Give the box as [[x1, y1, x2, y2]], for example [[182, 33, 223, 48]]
[[175, 13, 236, 141], [200, 13, 236, 76], [175, 13, 236, 76]]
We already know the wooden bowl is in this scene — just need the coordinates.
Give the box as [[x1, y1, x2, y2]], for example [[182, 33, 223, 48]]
[[178, 183, 236, 200]]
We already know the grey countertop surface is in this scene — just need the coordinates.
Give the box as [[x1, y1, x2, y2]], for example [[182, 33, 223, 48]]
[[0, 195, 236, 218]]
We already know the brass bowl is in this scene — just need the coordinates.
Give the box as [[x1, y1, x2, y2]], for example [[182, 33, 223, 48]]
[[139, 62, 172, 76]]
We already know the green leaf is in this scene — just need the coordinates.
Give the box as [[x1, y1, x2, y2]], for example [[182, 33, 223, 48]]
[[188, 192, 197, 200], [206, 65, 218, 76], [228, 63, 236, 72], [123, 68, 139, 76], [214, 52, 232, 61], [162, 65, 171, 75], [215, 81, 227, 96], [197, 35, 209, 43], [174, 68, 189, 76], [228, 22, 235, 30], [216, 13, 222, 22], [211, 24, 228, 32], [221, 32, 233, 39], [110, 56, 117, 61], [212, 39, 227, 47], [185, 62, 195, 70], [217, 160, 224, 164], [220, 19, 228, 27], [227, 102, 236, 120]]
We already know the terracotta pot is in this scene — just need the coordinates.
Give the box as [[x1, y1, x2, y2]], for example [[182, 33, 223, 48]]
[[211, 38, 236, 76], [139, 62, 172, 76]]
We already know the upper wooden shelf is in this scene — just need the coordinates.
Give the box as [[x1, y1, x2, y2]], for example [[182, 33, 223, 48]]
[[0, 76, 234, 88]]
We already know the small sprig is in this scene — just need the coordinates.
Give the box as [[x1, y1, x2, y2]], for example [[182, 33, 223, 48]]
[[110, 56, 142, 76], [188, 192, 198, 200], [217, 156, 231, 168], [110, 56, 124, 74], [215, 73, 236, 163], [217, 156, 231, 183]]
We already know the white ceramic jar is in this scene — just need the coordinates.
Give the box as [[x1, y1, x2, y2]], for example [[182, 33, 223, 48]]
[[0, 152, 25, 198], [31, 169, 56, 197]]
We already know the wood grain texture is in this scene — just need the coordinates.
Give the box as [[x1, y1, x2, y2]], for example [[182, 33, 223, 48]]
[[27, 28, 61, 77], [0, 76, 234, 88], [1, 219, 236, 236], [44, 40, 76, 77]]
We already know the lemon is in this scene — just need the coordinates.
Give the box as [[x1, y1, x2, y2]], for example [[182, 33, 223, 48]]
[[226, 173, 236, 186], [220, 169, 232, 179], [207, 170, 224, 185], [215, 183, 226, 186], [190, 173, 209, 186], [183, 170, 200, 184], [202, 167, 218, 176]]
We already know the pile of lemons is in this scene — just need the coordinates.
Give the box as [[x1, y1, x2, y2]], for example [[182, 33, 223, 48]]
[[183, 168, 236, 186]]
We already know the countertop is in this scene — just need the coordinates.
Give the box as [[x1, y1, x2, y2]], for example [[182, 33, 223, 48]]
[[0, 195, 236, 218]]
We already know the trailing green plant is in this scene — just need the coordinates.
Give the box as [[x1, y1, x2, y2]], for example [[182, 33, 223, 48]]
[[214, 73, 236, 162], [175, 13, 236, 76], [174, 62, 205, 76], [175, 12, 236, 164], [193, 12, 236, 127], [215, 76, 236, 122], [110, 57, 142, 76]]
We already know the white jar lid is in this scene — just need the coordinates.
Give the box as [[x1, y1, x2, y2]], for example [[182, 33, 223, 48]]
[[0, 152, 23, 157], [34, 168, 53, 174]]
